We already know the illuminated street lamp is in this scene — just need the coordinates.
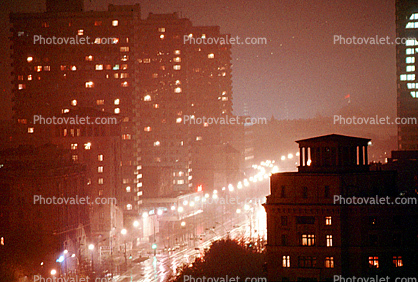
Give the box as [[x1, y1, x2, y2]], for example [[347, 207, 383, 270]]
[[133, 220, 139, 227], [50, 269, 57, 276], [88, 244, 94, 272]]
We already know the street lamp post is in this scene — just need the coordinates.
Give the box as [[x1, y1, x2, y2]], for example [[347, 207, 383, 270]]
[[88, 244, 94, 273], [121, 229, 127, 268]]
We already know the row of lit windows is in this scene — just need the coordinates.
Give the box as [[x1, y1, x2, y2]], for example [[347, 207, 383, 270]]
[[400, 74, 416, 81], [70, 142, 91, 150], [282, 256, 334, 268], [85, 81, 128, 88]]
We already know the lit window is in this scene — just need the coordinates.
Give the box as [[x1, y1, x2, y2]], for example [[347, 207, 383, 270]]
[[325, 257, 334, 268], [406, 39, 418, 46], [282, 256, 290, 268], [112, 38, 119, 44], [114, 73, 119, 78], [121, 73, 128, 78], [208, 53, 215, 59], [144, 127, 151, 132], [121, 55, 128, 61], [173, 57, 181, 62], [84, 142, 91, 150], [27, 75, 32, 81], [96, 100, 104, 105], [71, 100, 77, 106], [368, 256, 379, 268], [326, 235, 333, 247], [27, 56, 33, 62], [153, 104, 159, 109], [71, 66, 77, 71], [176, 117, 182, 123], [121, 64, 128, 70], [174, 87, 182, 93], [152, 73, 158, 78], [114, 99, 120, 105], [126, 204, 132, 210], [36, 66, 42, 72], [407, 83, 417, 89], [158, 27, 166, 32], [160, 34, 165, 39], [406, 48, 415, 54], [188, 33, 193, 38], [98, 154, 103, 161], [407, 65, 415, 72], [393, 256, 403, 267], [177, 180, 184, 184], [98, 178, 104, 184], [400, 74, 407, 81], [154, 141, 160, 146], [112, 20, 118, 26], [113, 64, 119, 70], [222, 97, 228, 101], [202, 34, 206, 38], [173, 65, 181, 70], [85, 81, 94, 88], [126, 186, 131, 192], [143, 58, 151, 63], [77, 29, 84, 36], [28, 127, 34, 133], [302, 234, 315, 246], [407, 74, 416, 80], [121, 81, 128, 87], [122, 134, 131, 140], [325, 216, 332, 225], [406, 56, 415, 63], [144, 95, 152, 101], [120, 47, 129, 52], [411, 91, 418, 98], [174, 50, 181, 55], [98, 166, 103, 173], [175, 80, 181, 85], [72, 155, 78, 161], [95, 64, 103, 70], [196, 136, 202, 141], [114, 108, 120, 114], [94, 38, 101, 44], [18, 84, 25, 90]]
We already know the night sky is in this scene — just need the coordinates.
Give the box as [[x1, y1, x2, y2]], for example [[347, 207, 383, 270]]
[[0, 0, 396, 124]]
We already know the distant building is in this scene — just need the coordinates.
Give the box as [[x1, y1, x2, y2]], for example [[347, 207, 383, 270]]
[[0, 144, 89, 276], [396, 0, 418, 150], [264, 134, 417, 281]]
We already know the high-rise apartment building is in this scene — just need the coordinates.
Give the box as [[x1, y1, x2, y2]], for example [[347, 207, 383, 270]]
[[10, 2, 234, 225], [396, 0, 418, 149], [10, 3, 141, 223], [135, 13, 233, 198]]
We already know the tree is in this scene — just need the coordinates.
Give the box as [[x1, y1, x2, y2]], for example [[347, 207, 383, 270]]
[[170, 239, 266, 281]]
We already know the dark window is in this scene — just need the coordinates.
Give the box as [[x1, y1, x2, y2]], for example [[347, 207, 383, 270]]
[[281, 234, 288, 246], [324, 185, 330, 198], [298, 256, 317, 268], [302, 186, 308, 198], [296, 216, 315, 224], [281, 216, 288, 226], [281, 185, 286, 198]]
